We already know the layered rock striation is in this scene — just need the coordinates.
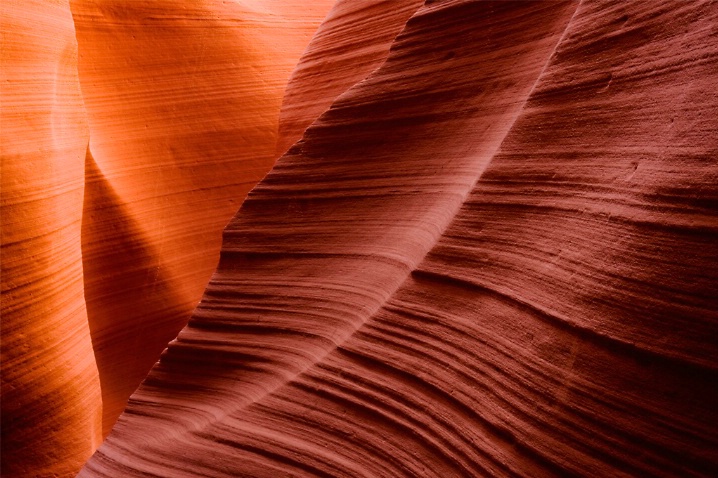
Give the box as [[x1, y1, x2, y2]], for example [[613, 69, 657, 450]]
[[1, 0, 331, 476], [1, 1, 102, 476], [80, 0, 718, 477], [72, 0, 334, 436], [3, 0, 717, 477]]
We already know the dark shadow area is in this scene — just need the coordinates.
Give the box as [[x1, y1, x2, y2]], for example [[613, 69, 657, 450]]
[[81, 146, 194, 436]]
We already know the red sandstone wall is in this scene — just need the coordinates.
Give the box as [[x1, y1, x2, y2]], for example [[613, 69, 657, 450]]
[[3, 0, 717, 477], [275, 0, 424, 157], [78, 0, 718, 477]]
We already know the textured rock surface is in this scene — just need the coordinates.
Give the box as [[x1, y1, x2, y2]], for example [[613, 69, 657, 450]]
[[275, 0, 424, 156], [71, 0, 334, 435], [81, 0, 718, 476], [0, 1, 102, 476], [1, 0, 331, 475], [3, 0, 718, 477]]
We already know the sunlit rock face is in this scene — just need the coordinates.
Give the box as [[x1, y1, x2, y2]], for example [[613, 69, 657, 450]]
[[1, 0, 331, 476], [71, 0, 335, 437], [79, 1, 718, 477], [0, 1, 102, 476]]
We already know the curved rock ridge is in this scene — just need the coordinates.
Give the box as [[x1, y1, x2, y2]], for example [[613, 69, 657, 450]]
[[275, 0, 424, 157], [82, 0, 718, 476], [81, 1, 587, 475], [395, 1, 718, 474], [71, 0, 334, 435], [0, 1, 102, 476]]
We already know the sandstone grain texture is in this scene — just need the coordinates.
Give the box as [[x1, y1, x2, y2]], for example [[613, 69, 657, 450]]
[[275, 0, 424, 156], [1, 0, 331, 475], [82, 0, 718, 476], [1, 1, 102, 476], [4, 0, 718, 477], [71, 0, 334, 434]]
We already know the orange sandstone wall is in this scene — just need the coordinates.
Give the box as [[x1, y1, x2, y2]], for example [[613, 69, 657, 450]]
[[80, 0, 575, 475], [4, 0, 718, 477], [70, 0, 334, 436], [1, 0, 333, 475], [0, 1, 102, 476]]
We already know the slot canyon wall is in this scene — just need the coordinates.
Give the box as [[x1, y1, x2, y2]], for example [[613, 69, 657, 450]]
[[2, 0, 718, 477], [1, 0, 333, 476], [1, 2, 102, 475], [71, 0, 334, 437]]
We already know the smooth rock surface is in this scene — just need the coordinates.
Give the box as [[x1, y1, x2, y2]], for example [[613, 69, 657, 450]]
[[71, 0, 334, 435], [1, 1, 102, 476]]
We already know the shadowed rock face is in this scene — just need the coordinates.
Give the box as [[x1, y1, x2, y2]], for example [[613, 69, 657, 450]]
[[275, 0, 425, 157], [79, 0, 718, 477], [2, 0, 718, 477]]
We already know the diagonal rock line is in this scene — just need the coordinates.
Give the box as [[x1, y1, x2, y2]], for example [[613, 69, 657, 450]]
[[223, 0, 584, 421], [82, 2, 581, 474]]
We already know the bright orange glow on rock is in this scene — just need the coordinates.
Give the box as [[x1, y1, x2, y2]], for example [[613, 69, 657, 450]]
[[1, 1, 102, 476], [71, 0, 334, 437], [1, 0, 331, 475]]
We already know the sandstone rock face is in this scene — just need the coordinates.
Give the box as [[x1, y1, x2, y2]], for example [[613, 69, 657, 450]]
[[79, 0, 718, 477], [1, 0, 331, 476], [4, 0, 718, 477], [275, 0, 424, 156], [1, 1, 102, 476], [72, 0, 334, 436]]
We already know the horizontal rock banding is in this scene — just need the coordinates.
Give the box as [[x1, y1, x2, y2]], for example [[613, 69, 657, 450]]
[[82, 0, 718, 476], [81, 1, 596, 476], [275, 0, 424, 157], [71, 0, 334, 435], [4, 0, 717, 476], [1, 0, 332, 475], [0, 1, 102, 476]]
